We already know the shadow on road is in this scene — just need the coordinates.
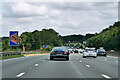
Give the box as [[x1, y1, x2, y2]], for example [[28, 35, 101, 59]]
[[44, 58, 68, 61]]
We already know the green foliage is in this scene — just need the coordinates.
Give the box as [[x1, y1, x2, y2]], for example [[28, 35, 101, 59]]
[[2, 28, 63, 51], [87, 21, 120, 51], [61, 34, 95, 43]]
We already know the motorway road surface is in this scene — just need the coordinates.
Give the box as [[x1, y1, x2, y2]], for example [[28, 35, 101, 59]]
[[1, 53, 118, 79]]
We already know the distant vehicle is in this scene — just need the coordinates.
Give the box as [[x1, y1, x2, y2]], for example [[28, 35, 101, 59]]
[[68, 48, 73, 53], [50, 47, 69, 60], [74, 49, 79, 53], [110, 50, 115, 52], [97, 49, 107, 57], [83, 47, 97, 58], [78, 49, 84, 53]]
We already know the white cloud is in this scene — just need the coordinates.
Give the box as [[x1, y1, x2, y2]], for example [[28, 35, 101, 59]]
[[11, 2, 48, 17], [2, 2, 118, 36], [50, 10, 61, 17]]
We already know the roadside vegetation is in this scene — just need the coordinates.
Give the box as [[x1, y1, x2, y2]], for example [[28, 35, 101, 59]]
[[0, 54, 24, 60], [2, 29, 62, 51], [87, 21, 120, 51], [1, 21, 120, 52]]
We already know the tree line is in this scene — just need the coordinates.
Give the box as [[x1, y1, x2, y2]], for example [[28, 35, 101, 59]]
[[1, 21, 120, 51], [87, 21, 120, 51], [2, 29, 62, 51]]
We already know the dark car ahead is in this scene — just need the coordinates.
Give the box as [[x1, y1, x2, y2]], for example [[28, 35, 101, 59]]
[[50, 47, 69, 60], [97, 49, 107, 57]]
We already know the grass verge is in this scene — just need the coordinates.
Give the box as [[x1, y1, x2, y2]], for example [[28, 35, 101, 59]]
[[0, 54, 24, 60]]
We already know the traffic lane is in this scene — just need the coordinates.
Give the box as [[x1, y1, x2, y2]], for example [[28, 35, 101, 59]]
[[2, 53, 118, 78], [74, 53, 118, 64], [73, 54, 118, 78], [70, 54, 103, 78], [21, 54, 104, 78], [21, 56, 84, 78], [2, 55, 49, 78]]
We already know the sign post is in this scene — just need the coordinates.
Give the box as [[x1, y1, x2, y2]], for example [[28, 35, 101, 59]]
[[44, 45, 47, 52], [23, 44, 25, 52]]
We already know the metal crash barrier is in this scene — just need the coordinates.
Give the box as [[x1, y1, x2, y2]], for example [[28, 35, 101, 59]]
[[0, 52, 21, 57]]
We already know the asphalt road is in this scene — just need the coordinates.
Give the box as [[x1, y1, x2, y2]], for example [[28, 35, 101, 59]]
[[2, 53, 118, 79]]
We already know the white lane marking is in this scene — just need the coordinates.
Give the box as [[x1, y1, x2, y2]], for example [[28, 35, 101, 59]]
[[43, 60, 45, 61], [101, 74, 111, 79], [34, 64, 39, 67], [16, 72, 25, 77], [3, 57, 25, 61], [105, 59, 107, 60], [108, 56, 118, 58], [79, 60, 82, 63], [29, 68, 31, 69], [48, 58, 49, 59], [115, 61, 118, 63], [86, 65, 90, 67], [70, 61, 84, 78], [76, 58, 78, 60]]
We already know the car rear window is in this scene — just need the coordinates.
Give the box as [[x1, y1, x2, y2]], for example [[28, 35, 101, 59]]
[[98, 49, 105, 52], [86, 49, 95, 51], [53, 48, 64, 51]]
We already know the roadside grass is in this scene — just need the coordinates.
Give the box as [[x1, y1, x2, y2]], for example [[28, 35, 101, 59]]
[[23, 51, 50, 55], [0, 54, 24, 60]]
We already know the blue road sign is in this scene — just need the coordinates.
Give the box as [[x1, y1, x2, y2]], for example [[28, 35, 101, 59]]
[[9, 31, 18, 46], [44, 45, 47, 48]]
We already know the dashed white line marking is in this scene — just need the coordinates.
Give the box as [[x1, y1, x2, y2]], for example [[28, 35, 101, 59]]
[[79, 60, 82, 63], [105, 59, 107, 60], [29, 68, 31, 69], [76, 58, 78, 60], [43, 60, 45, 61], [101, 74, 111, 79], [34, 64, 39, 67], [115, 61, 118, 63], [16, 72, 25, 77], [86, 65, 90, 67]]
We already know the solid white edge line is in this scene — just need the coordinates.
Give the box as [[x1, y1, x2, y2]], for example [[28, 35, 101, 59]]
[[101, 74, 111, 79], [16, 72, 25, 77], [86, 65, 90, 67], [35, 64, 39, 67], [3, 57, 25, 61]]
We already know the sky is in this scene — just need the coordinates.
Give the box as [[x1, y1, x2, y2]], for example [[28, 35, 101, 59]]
[[1, 0, 119, 37]]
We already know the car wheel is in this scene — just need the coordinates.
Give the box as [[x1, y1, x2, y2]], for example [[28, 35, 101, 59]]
[[104, 55, 107, 57], [50, 57, 53, 60], [83, 56, 86, 58], [66, 57, 69, 60]]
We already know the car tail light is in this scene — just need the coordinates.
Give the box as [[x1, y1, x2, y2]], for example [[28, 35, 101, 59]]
[[104, 51, 106, 53], [64, 52, 68, 54], [98, 52, 100, 53], [51, 52, 55, 54], [85, 50, 88, 52], [94, 51, 96, 52]]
